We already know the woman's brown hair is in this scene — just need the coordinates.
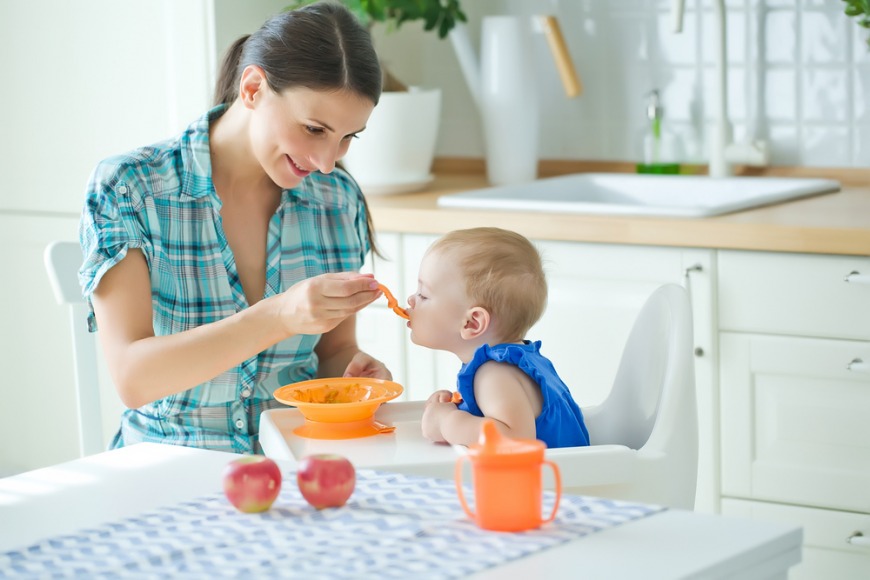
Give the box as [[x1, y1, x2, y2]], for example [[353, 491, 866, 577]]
[[214, 1, 383, 255]]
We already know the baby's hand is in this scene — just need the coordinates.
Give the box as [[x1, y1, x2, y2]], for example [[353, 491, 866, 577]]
[[426, 389, 454, 405]]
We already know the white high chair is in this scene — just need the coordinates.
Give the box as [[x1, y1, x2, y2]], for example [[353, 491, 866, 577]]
[[259, 283, 698, 510], [545, 283, 698, 510], [44, 241, 105, 457]]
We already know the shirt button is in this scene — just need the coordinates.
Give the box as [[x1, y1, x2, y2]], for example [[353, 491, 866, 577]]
[[235, 419, 244, 430], [241, 388, 252, 399]]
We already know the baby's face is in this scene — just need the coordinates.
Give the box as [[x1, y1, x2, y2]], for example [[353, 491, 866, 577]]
[[406, 248, 471, 354]]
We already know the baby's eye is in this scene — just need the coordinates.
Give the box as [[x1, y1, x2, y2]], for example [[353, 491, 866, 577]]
[[416, 292, 427, 301]]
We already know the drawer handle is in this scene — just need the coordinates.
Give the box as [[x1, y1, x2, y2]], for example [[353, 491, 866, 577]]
[[847, 531, 870, 548], [844, 271, 870, 285], [847, 358, 869, 373]]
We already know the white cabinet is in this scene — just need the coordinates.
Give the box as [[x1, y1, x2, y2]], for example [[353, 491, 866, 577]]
[[358, 232, 409, 399], [718, 250, 870, 578], [359, 233, 718, 512]]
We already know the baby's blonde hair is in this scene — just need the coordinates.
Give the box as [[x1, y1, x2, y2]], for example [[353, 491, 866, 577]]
[[428, 227, 547, 342]]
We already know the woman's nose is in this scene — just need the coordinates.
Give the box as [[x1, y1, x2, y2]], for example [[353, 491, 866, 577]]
[[311, 141, 340, 174]]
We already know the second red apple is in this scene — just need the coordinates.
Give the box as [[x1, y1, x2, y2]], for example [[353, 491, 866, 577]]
[[296, 453, 356, 509]]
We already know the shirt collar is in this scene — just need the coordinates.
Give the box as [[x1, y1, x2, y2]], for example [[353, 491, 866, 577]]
[[179, 105, 226, 201]]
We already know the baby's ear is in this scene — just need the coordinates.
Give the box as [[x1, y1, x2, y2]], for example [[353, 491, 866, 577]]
[[460, 306, 490, 340]]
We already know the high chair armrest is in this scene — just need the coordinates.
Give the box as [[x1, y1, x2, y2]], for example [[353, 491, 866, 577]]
[[545, 444, 637, 487]]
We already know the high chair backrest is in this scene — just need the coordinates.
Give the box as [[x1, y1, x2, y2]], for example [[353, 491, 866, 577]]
[[44, 241, 104, 457], [548, 283, 698, 510]]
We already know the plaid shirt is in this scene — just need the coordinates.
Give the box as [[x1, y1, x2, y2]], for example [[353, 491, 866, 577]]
[[79, 106, 370, 454]]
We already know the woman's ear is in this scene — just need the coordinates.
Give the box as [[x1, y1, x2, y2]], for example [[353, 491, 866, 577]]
[[460, 306, 490, 340], [239, 65, 268, 109]]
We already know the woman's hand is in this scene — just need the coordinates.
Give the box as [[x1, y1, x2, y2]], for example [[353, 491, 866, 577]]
[[342, 351, 392, 380], [275, 272, 380, 336]]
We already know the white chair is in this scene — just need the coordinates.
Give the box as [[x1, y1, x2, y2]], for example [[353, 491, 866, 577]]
[[261, 283, 699, 510], [44, 241, 105, 457], [545, 282, 698, 510]]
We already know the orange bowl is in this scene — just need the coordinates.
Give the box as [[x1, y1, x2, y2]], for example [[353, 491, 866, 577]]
[[273, 377, 404, 423]]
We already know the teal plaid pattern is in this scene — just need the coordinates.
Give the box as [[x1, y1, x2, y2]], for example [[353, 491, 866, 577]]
[[78, 106, 370, 454]]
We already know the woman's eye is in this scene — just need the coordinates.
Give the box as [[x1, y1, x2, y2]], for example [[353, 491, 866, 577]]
[[305, 125, 325, 135], [343, 133, 360, 141]]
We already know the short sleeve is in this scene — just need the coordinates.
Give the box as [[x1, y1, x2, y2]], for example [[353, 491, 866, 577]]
[[78, 159, 151, 329]]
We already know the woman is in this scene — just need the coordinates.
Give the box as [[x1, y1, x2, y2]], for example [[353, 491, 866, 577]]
[[79, 2, 389, 453]]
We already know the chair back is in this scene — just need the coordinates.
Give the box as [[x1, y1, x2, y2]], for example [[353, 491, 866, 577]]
[[574, 283, 698, 509], [44, 241, 104, 457]]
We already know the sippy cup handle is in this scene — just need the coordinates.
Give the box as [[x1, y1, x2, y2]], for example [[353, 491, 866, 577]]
[[454, 455, 476, 520], [542, 459, 562, 524]]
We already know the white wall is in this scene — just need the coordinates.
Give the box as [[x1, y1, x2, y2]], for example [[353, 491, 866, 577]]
[[373, 0, 870, 168], [0, 0, 286, 476]]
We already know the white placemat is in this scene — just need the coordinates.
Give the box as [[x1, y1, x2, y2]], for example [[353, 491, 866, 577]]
[[1, 469, 665, 579]]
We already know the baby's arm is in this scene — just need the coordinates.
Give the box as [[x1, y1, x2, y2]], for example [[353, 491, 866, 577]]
[[421, 362, 537, 446]]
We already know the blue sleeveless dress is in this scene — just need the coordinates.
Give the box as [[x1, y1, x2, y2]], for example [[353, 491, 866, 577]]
[[455, 341, 590, 449]]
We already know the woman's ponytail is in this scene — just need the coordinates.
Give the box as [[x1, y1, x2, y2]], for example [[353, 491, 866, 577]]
[[213, 35, 250, 106]]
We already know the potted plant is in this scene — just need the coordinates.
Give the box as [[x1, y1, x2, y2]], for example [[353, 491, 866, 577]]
[[286, 0, 467, 194], [842, 0, 870, 47]]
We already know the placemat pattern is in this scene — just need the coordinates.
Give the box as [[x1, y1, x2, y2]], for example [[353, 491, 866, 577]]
[[1, 469, 664, 579]]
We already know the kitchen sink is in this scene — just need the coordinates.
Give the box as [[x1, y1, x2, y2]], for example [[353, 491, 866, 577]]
[[436, 173, 841, 218]]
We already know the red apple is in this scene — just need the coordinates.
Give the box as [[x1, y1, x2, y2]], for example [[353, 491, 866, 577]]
[[222, 455, 282, 513], [296, 454, 356, 509]]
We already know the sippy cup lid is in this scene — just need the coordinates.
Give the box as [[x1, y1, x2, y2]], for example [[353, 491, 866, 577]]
[[466, 420, 545, 467]]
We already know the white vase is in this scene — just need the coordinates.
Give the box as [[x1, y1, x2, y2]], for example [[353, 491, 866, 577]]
[[480, 16, 539, 186], [341, 87, 441, 195]]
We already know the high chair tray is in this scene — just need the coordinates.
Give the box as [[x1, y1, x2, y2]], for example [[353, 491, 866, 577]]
[[259, 400, 461, 478]]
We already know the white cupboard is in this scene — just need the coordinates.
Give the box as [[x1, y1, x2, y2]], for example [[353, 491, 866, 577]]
[[718, 250, 870, 578]]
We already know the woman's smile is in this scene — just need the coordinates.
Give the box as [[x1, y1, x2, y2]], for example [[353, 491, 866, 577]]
[[286, 154, 311, 177]]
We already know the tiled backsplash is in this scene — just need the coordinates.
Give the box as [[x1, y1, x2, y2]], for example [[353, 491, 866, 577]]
[[373, 0, 870, 168]]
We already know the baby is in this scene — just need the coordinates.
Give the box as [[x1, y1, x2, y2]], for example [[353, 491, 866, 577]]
[[406, 227, 590, 448]]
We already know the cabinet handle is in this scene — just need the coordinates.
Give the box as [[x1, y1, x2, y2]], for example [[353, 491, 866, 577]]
[[844, 271, 870, 285], [847, 358, 869, 374], [847, 531, 870, 548]]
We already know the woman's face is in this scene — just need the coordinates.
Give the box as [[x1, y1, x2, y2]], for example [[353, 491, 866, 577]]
[[407, 248, 471, 354], [248, 81, 375, 189]]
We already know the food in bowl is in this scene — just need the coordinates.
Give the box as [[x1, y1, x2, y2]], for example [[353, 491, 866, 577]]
[[290, 383, 371, 404]]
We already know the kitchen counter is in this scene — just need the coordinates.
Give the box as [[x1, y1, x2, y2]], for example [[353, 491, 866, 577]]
[[365, 173, 870, 256]]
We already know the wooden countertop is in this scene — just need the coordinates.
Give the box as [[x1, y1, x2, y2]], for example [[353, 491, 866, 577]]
[[366, 173, 870, 256]]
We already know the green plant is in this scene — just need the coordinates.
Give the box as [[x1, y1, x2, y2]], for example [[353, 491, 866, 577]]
[[842, 0, 870, 48], [286, 0, 467, 90]]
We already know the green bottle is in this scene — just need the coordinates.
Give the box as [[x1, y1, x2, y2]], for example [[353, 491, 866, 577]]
[[636, 90, 681, 175]]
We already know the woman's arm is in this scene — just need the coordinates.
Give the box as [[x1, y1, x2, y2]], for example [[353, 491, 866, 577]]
[[92, 249, 380, 408]]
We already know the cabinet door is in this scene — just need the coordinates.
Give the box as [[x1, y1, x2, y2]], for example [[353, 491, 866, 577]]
[[720, 332, 870, 513], [358, 233, 407, 394], [719, 250, 870, 341], [722, 498, 870, 580], [531, 241, 714, 407]]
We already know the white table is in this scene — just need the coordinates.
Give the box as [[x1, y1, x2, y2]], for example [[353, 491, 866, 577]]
[[0, 443, 801, 579], [259, 401, 462, 477]]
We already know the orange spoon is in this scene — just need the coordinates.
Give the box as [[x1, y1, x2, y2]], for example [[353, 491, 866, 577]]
[[377, 284, 410, 320]]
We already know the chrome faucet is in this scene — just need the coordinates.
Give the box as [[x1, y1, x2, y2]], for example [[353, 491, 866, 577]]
[[671, 0, 770, 177]]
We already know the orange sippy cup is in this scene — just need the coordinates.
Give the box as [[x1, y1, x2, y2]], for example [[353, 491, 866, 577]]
[[455, 419, 562, 532]]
